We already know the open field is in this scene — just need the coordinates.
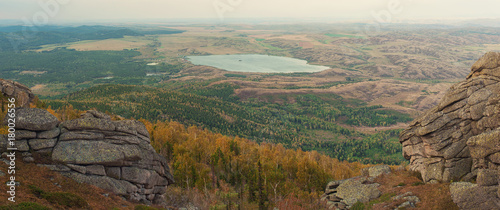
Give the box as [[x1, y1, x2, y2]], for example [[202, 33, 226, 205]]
[[68, 39, 150, 51], [30, 83, 65, 98], [20, 70, 46, 75], [35, 36, 152, 51], [5, 23, 500, 167]]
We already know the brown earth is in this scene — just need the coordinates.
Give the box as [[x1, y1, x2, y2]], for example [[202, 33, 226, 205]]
[[0, 160, 138, 209]]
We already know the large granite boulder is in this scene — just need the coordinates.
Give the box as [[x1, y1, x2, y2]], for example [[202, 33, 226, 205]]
[[1, 108, 174, 205], [361, 164, 391, 177], [335, 177, 381, 206], [467, 128, 500, 169], [400, 52, 500, 183], [400, 52, 500, 208], [450, 181, 500, 209], [0, 79, 36, 108], [3, 108, 60, 131], [321, 165, 391, 209]]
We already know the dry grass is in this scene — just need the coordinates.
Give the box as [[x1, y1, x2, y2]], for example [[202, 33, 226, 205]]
[[68, 39, 149, 51], [338, 122, 409, 135], [33, 36, 151, 52], [29, 83, 64, 98], [0, 158, 161, 209], [176, 62, 449, 120], [156, 35, 260, 56], [299, 42, 314, 49], [367, 170, 459, 210], [30, 84, 46, 92], [19, 71, 46, 75]]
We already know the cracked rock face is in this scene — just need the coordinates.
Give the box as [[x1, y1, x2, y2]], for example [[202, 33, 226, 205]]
[[0, 79, 36, 108], [400, 52, 500, 183], [450, 180, 500, 209], [321, 165, 390, 209], [1, 108, 174, 205]]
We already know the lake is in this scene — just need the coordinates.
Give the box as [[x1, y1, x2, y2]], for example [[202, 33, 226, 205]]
[[187, 54, 329, 73]]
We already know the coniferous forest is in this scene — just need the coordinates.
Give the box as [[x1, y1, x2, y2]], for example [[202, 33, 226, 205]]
[[46, 83, 408, 165], [4, 23, 468, 209]]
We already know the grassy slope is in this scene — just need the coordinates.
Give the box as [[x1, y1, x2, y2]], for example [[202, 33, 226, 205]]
[[0, 160, 141, 209]]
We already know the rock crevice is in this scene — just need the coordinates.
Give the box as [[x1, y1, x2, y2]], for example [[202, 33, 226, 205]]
[[0, 79, 36, 108], [400, 52, 500, 209], [1, 108, 174, 205], [320, 165, 392, 209], [400, 52, 500, 183]]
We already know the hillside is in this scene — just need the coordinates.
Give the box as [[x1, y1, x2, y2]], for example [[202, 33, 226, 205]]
[[0, 104, 461, 209], [0, 160, 139, 209], [2, 23, 500, 209], [3, 24, 498, 118], [4, 24, 498, 134], [0, 102, 368, 209], [0, 25, 184, 52], [46, 84, 408, 164], [12, 62, 500, 208]]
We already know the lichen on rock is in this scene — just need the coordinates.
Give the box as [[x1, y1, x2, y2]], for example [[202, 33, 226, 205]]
[[400, 52, 500, 208], [1, 108, 174, 205], [400, 52, 500, 183], [320, 165, 391, 209], [0, 79, 36, 108]]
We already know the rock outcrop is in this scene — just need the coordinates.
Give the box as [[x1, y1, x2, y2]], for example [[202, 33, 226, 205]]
[[450, 175, 500, 209], [0, 79, 36, 108], [1, 108, 174, 205], [361, 164, 391, 177], [321, 165, 422, 209], [321, 165, 390, 209], [392, 192, 421, 209], [400, 52, 500, 183], [450, 133, 500, 208], [400, 52, 500, 209]]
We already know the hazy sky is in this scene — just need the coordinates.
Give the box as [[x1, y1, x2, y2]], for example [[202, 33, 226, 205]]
[[1, 0, 500, 24]]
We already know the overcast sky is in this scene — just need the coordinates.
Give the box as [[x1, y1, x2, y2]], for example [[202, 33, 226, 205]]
[[1, 0, 500, 24]]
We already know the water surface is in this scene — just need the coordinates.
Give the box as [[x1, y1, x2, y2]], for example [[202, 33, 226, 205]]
[[187, 54, 329, 73]]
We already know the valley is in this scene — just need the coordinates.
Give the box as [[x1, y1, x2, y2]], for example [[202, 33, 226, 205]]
[[1, 21, 499, 210], [1, 23, 499, 165], [4, 0, 500, 207]]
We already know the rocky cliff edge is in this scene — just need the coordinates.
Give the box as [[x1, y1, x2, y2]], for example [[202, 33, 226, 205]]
[[400, 52, 500, 209]]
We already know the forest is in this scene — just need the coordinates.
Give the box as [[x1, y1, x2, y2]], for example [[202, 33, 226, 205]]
[[0, 23, 423, 208], [0, 25, 412, 165], [46, 83, 409, 164], [0, 48, 185, 98], [0, 25, 184, 52], [0, 103, 367, 209]]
